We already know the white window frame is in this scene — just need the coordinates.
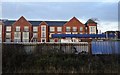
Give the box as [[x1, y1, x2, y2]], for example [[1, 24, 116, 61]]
[[33, 26, 38, 32], [24, 26, 29, 31], [66, 27, 70, 32], [57, 27, 62, 32], [72, 27, 77, 32], [23, 32, 29, 39], [80, 27, 83, 31], [14, 32, 21, 39], [0, 25, 2, 32], [6, 26, 11, 31], [89, 26, 96, 34], [41, 32, 46, 37], [6, 33, 11, 38], [33, 33, 38, 38], [16, 26, 20, 31], [41, 26, 46, 31], [50, 27, 55, 32]]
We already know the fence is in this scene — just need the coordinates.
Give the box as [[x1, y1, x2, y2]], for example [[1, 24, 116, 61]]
[[2, 42, 90, 55], [2, 41, 120, 73], [2, 40, 120, 55], [92, 41, 120, 54]]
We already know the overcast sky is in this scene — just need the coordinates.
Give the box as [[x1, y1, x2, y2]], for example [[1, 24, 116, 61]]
[[1, 0, 119, 33]]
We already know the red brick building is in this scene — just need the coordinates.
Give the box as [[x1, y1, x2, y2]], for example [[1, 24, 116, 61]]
[[0, 16, 97, 42]]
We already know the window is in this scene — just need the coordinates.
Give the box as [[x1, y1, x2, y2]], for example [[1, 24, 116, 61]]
[[23, 32, 29, 39], [0, 25, 2, 32], [80, 27, 83, 31], [6, 33, 11, 38], [14, 32, 21, 42], [6, 26, 11, 31], [14, 32, 21, 39], [66, 27, 70, 32], [89, 26, 96, 34], [33, 26, 38, 32], [72, 27, 77, 31], [16, 26, 20, 31], [57, 27, 62, 32], [90, 26, 96, 32], [0, 33, 1, 38], [24, 26, 29, 31], [50, 27, 55, 32], [33, 33, 37, 38], [41, 26, 46, 31], [41, 32, 46, 37]]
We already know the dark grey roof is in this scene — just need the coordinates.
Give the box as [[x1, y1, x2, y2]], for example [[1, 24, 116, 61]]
[[45, 21, 67, 26], [2, 20, 67, 26], [29, 21, 42, 26], [85, 19, 97, 24], [3, 20, 16, 26], [85, 19, 97, 27]]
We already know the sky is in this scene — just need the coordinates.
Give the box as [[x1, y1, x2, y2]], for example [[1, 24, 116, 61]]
[[0, 0, 120, 33]]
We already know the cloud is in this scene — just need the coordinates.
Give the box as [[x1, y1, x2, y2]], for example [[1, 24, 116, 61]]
[[1, 2, 118, 32], [98, 21, 118, 33], [2, 2, 118, 21]]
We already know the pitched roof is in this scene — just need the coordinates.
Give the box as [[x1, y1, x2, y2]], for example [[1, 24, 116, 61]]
[[29, 21, 42, 26], [45, 21, 67, 26], [86, 19, 97, 24], [64, 17, 84, 26], [2, 20, 67, 26], [3, 20, 16, 26]]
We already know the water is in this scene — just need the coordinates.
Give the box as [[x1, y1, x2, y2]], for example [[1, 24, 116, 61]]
[[92, 41, 120, 54]]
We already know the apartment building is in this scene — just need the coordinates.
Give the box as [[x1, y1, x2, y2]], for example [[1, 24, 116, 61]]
[[1, 16, 97, 42]]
